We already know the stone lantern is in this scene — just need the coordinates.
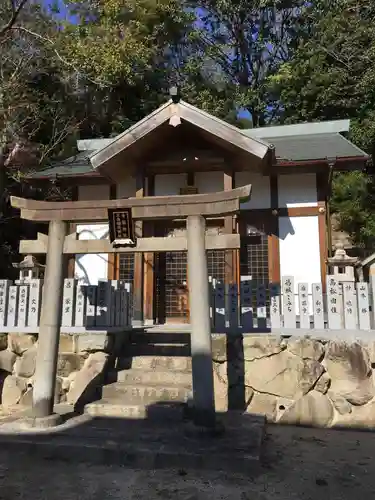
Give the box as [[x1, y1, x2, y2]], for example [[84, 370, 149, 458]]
[[13, 254, 45, 283], [327, 242, 358, 284]]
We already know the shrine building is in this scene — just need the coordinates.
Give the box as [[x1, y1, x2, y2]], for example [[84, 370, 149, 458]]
[[27, 97, 369, 325]]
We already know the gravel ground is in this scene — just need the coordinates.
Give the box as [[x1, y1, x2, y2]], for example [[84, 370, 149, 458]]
[[0, 423, 374, 499]]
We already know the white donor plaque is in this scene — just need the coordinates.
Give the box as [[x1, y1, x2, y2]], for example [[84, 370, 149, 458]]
[[7, 285, 18, 328], [28, 279, 42, 327], [0, 280, 11, 327], [62, 279, 75, 327]]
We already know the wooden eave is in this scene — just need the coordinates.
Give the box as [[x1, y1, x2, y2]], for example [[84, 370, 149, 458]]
[[270, 155, 369, 175]]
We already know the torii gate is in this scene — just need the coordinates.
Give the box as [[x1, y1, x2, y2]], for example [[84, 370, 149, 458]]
[[11, 184, 251, 428]]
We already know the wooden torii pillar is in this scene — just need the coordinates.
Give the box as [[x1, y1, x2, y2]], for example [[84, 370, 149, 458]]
[[11, 185, 251, 428]]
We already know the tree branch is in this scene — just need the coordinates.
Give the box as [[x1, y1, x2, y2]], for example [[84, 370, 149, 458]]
[[11, 26, 112, 88], [0, 0, 29, 38]]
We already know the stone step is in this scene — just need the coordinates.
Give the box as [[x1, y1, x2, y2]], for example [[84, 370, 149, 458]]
[[130, 332, 191, 345], [115, 368, 192, 388], [84, 400, 187, 421], [130, 355, 192, 372], [102, 382, 192, 405], [128, 344, 191, 357]]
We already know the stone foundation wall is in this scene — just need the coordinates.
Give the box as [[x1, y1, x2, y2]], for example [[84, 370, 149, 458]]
[[212, 334, 375, 428], [0, 332, 126, 411], [2, 331, 375, 429]]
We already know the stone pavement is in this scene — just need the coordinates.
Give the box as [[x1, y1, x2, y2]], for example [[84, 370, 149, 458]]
[[0, 423, 374, 499], [0, 405, 265, 474]]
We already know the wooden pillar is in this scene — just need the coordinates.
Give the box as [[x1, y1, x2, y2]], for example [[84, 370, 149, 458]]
[[32, 219, 67, 426], [224, 169, 235, 284], [66, 185, 78, 278], [317, 172, 329, 290], [107, 183, 118, 280], [187, 215, 215, 427], [143, 175, 155, 324], [268, 175, 280, 283], [133, 171, 145, 326]]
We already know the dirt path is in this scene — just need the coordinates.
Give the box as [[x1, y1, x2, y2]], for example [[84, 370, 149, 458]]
[[0, 424, 374, 499]]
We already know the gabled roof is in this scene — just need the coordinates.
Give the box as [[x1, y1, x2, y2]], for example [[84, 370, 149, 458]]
[[89, 99, 273, 172]]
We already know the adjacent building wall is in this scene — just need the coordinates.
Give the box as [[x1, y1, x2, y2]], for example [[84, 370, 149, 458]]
[[75, 184, 110, 285], [278, 174, 320, 289]]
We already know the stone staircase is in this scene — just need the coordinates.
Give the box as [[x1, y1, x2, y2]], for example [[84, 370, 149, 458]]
[[84, 332, 193, 420]]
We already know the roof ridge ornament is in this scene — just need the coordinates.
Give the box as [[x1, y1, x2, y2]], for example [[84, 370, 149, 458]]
[[169, 87, 181, 126], [169, 86, 180, 103]]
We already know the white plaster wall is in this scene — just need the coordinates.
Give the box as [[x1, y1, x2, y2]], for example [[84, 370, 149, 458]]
[[235, 171, 270, 209], [195, 171, 223, 193], [279, 215, 321, 292], [154, 173, 187, 196], [278, 174, 317, 207], [75, 184, 110, 285], [74, 224, 109, 285]]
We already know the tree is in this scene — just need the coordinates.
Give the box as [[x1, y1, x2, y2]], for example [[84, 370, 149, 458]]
[[184, 0, 305, 125], [0, 0, 82, 275], [269, 1, 375, 251], [55, 0, 196, 135]]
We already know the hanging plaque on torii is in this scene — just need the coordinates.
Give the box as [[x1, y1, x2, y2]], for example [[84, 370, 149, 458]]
[[108, 208, 135, 247]]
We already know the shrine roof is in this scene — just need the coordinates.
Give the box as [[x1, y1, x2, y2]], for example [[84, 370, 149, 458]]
[[28, 117, 368, 180]]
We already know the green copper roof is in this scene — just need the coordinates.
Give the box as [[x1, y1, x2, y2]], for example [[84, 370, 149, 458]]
[[28, 151, 94, 179], [28, 119, 368, 180], [259, 133, 367, 162]]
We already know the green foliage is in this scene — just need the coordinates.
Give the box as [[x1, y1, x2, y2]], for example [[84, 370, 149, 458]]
[[270, 0, 375, 249]]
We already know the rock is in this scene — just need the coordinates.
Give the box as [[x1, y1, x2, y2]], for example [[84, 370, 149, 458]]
[[213, 361, 227, 383], [0, 334, 8, 351], [61, 377, 71, 392], [19, 377, 63, 406], [58, 334, 76, 353], [287, 337, 324, 361], [67, 371, 78, 382], [57, 353, 85, 377], [8, 334, 37, 355], [211, 335, 227, 362], [14, 345, 37, 378], [213, 365, 228, 412], [332, 399, 375, 428], [246, 392, 277, 422], [328, 391, 352, 415], [243, 336, 285, 361], [244, 350, 324, 399], [2, 375, 27, 407], [19, 387, 33, 406], [66, 351, 109, 406], [245, 386, 254, 406], [55, 377, 63, 403], [76, 333, 114, 353], [275, 397, 295, 421], [0, 350, 17, 373], [315, 372, 330, 394], [325, 341, 374, 405], [279, 390, 334, 427]]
